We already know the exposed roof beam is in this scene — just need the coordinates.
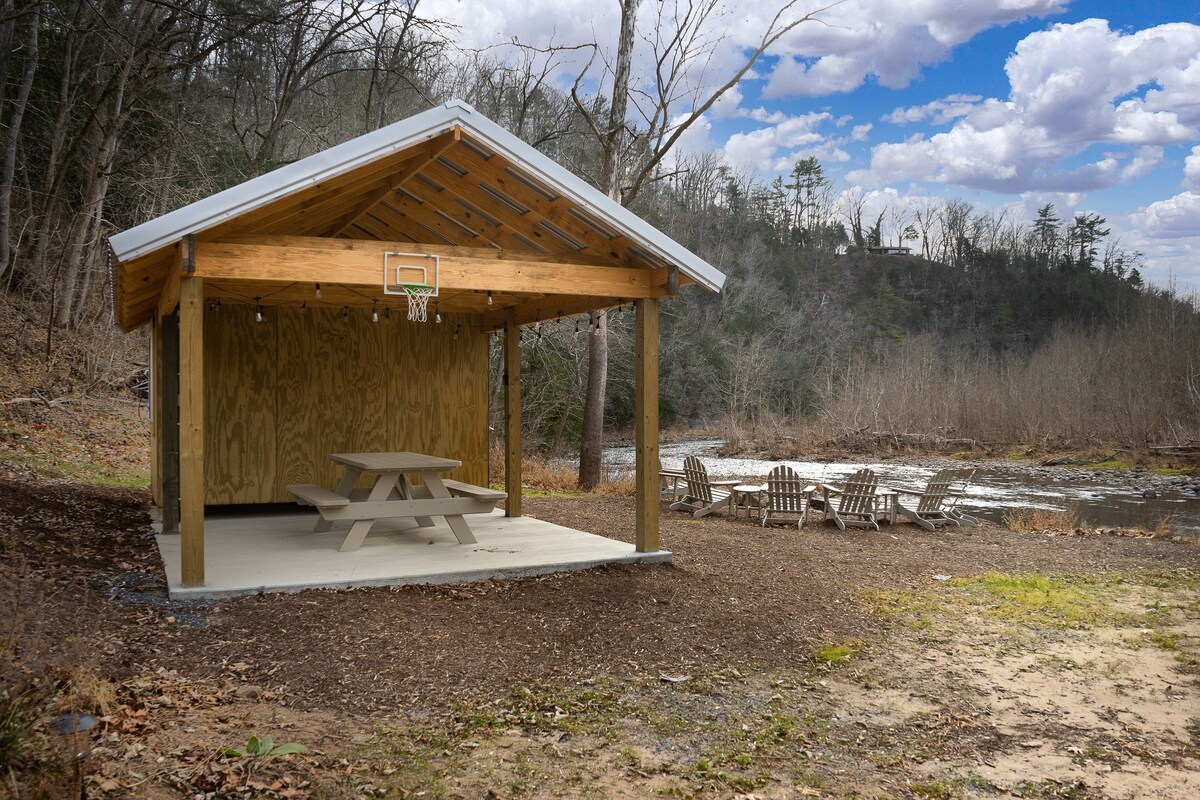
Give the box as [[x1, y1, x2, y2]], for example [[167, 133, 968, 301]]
[[324, 127, 461, 237], [194, 237, 671, 300]]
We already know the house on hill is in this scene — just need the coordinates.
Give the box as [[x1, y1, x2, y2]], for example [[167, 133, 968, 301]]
[[108, 100, 725, 597]]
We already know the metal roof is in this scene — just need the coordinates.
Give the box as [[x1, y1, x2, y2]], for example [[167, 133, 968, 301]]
[[109, 100, 725, 292]]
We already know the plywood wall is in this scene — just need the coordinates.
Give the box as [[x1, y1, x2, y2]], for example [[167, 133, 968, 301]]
[[203, 305, 487, 504]]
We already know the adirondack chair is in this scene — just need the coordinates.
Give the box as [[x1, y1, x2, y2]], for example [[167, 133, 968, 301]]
[[895, 468, 980, 530], [761, 465, 816, 528], [658, 458, 687, 501], [669, 455, 740, 517], [823, 468, 882, 531]]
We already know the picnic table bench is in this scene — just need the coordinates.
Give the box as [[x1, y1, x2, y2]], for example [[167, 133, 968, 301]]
[[287, 452, 506, 552]]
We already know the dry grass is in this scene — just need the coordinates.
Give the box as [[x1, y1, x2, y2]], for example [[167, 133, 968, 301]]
[[1152, 513, 1180, 540], [1002, 505, 1083, 533], [487, 440, 636, 496]]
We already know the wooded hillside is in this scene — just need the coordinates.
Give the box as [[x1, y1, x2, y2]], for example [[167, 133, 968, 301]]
[[1, 0, 1197, 451]]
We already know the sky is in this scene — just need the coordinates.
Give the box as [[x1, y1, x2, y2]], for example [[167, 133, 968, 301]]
[[423, 0, 1200, 289]]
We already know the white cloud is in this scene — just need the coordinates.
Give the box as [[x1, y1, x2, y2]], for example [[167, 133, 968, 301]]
[[1130, 191, 1200, 239], [857, 20, 1200, 193], [885, 94, 983, 125], [763, 54, 865, 98], [759, 1, 1068, 99], [724, 112, 836, 172], [1184, 145, 1200, 190]]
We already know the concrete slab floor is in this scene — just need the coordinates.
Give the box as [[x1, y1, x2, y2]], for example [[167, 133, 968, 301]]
[[156, 508, 671, 600]]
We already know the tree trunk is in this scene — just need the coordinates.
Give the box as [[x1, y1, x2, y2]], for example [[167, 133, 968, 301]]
[[578, 311, 609, 488], [577, 0, 639, 490], [0, 4, 38, 280]]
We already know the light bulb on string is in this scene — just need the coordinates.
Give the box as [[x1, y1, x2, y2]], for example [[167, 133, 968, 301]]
[[255, 298, 264, 323], [371, 298, 379, 323], [315, 283, 322, 299]]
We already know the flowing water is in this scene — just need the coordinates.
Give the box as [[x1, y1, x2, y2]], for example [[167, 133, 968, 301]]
[[599, 439, 1200, 538]]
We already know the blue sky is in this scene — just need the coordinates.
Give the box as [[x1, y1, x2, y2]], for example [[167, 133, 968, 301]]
[[428, 0, 1200, 287]]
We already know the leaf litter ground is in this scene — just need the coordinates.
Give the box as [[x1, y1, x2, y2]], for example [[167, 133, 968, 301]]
[[2, 471, 1199, 799]]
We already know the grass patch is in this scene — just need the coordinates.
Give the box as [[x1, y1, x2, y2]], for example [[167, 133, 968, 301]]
[[813, 644, 855, 666], [858, 589, 940, 626], [1153, 466, 1200, 476], [948, 572, 1132, 629], [1006, 450, 1031, 460], [863, 570, 1190, 634], [909, 777, 962, 799]]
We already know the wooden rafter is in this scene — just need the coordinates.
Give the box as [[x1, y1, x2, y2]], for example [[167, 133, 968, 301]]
[[322, 127, 462, 237], [447, 143, 643, 264], [420, 160, 619, 262]]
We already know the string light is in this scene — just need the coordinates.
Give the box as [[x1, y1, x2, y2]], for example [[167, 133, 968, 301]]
[[371, 298, 379, 323], [254, 298, 264, 323], [434, 300, 442, 323], [384, 306, 391, 320], [487, 290, 493, 306], [300, 300, 307, 312], [315, 283, 322, 299]]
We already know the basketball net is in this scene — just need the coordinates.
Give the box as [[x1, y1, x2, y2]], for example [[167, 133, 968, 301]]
[[403, 285, 434, 322]]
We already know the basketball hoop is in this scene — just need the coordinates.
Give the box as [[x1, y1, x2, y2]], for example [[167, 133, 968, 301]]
[[402, 284, 435, 322], [383, 252, 439, 323]]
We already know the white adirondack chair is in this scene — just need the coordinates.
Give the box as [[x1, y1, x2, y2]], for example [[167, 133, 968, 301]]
[[761, 465, 815, 528], [824, 467, 881, 530], [896, 468, 980, 530], [669, 455, 740, 518]]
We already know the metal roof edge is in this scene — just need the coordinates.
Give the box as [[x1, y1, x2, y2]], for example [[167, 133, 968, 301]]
[[109, 103, 465, 262]]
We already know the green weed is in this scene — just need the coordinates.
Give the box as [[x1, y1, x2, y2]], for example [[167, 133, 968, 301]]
[[813, 644, 855, 666], [948, 572, 1129, 628]]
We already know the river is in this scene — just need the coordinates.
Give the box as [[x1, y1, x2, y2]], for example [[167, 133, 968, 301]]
[[596, 439, 1200, 538]]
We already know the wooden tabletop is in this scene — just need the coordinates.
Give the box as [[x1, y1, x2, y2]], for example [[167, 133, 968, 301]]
[[329, 452, 462, 472]]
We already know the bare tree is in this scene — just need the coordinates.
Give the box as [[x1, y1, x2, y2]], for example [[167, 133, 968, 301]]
[[568, 0, 839, 488], [0, 0, 38, 281]]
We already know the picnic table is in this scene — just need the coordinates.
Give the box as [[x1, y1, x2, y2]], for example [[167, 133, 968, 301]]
[[287, 452, 506, 552]]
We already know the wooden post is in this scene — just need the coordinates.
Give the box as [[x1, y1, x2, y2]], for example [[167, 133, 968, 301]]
[[178, 275, 205, 586], [635, 298, 660, 552], [503, 309, 522, 517], [159, 312, 180, 534], [150, 318, 161, 508]]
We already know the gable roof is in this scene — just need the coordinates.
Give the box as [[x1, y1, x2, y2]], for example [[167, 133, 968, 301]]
[[110, 100, 724, 331]]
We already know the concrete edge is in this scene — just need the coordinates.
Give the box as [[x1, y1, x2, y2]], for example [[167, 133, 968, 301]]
[[165, 550, 673, 601]]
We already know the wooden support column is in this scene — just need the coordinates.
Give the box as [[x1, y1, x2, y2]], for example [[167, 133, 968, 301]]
[[178, 275, 205, 586], [159, 312, 180, 534], [503, 309, 522, 517], [150, 318, 161, 507], [635, 297, 660, 553]]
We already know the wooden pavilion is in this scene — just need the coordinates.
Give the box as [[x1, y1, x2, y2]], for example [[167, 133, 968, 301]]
[[109, 100, 725, 592]]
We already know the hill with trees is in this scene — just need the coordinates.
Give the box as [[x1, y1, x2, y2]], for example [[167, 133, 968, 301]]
[[0, 0, 1196, 456]]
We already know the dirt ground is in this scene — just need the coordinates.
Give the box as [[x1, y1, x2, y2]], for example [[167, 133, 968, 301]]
[[2, 469, 1199, 799]]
